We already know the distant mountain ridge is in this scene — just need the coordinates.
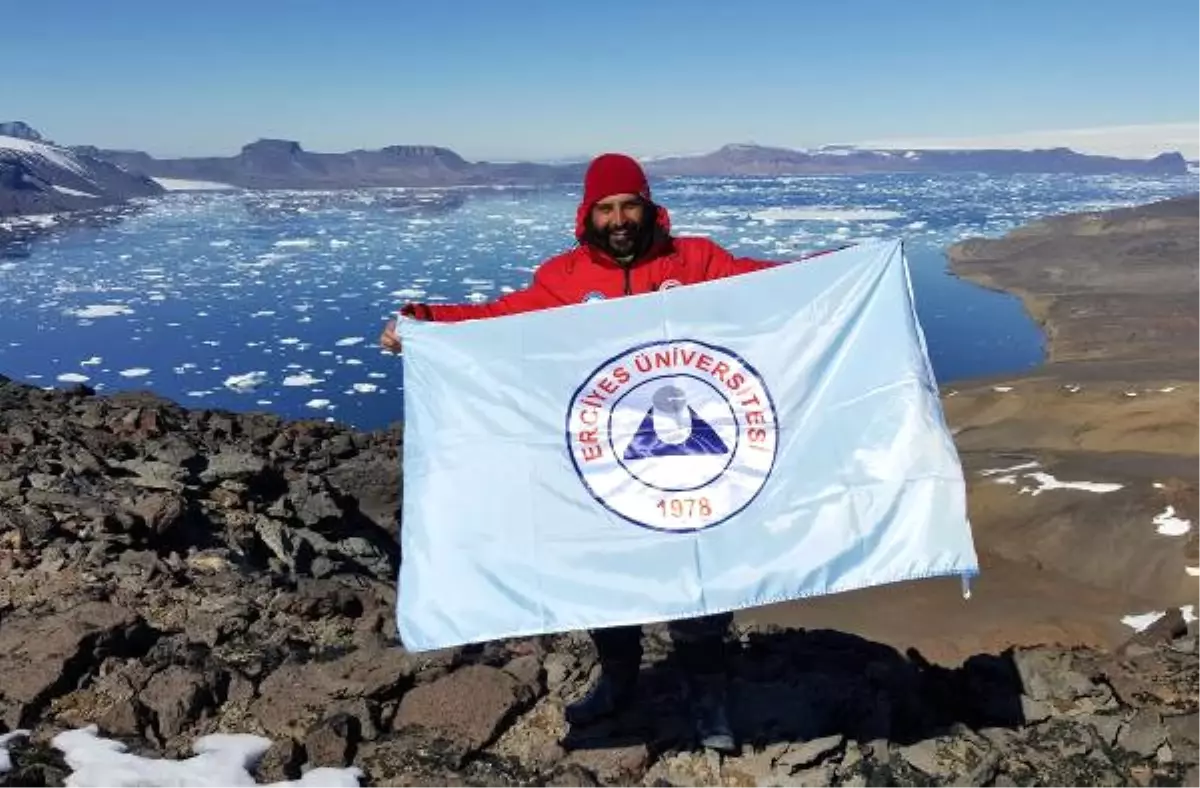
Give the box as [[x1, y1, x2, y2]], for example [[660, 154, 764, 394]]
[[87, 137, 1189, 191], [87, 138, 586, 190], [0, 120, 1192, 217], [644, 142, 1190, 177]]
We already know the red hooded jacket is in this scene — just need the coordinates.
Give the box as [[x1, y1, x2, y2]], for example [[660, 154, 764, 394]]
[[399, 205, 780, 322]]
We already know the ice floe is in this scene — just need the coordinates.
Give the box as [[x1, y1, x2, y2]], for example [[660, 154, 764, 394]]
[[67, 304, 134, 318], [283, 373, 323, 387], [223, 371, 269, 392]]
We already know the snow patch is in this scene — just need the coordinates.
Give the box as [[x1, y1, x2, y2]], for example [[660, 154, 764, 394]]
[[1122, 611, 1165, 632], [52, 184, 98, 198], [1018, 472, 1123, 496], [1153, 506, 1192, 536], [979, 461, 1040, 477], [0, 134, 89, 177], [51, 725, 360, 787], [152, 177, 238, 191], [992, 385, 1013, 393]]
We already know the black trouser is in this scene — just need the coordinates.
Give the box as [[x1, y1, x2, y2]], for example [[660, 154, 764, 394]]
[[589, 611, 733, 677]]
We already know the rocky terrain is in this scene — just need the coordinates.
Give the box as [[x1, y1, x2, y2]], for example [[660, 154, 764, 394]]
[[0, 124, 163, 218], [0, 196, 1197, 785]]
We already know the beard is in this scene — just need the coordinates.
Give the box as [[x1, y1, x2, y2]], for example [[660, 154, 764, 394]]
[[583, 204, 658, 260]]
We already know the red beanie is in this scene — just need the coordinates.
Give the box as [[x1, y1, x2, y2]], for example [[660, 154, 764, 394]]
[[575, 153, 651, 240]]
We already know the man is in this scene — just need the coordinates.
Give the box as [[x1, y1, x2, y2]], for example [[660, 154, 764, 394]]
[[380, 153, 786, 753]]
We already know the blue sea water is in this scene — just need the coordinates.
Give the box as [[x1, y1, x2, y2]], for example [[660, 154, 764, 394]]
[[0, 172, 1195, 431]]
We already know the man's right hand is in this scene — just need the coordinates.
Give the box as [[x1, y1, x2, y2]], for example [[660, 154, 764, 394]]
[[380, 319, 402, 353]]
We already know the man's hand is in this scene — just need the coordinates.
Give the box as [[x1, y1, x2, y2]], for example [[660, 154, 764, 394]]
[[380, 319, 402, 353]]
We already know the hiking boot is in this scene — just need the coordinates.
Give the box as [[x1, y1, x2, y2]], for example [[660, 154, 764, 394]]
[[564, 667, 638, 727], [689, 674, 736, 753]]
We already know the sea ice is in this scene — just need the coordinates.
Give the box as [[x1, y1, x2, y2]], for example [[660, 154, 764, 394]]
[[118, 368, 151, 378], [68, 304, 134, 319], [283, 373, 323, 387], [56, 372, 90, 383], [306, 399, 332, 409], [224, 372, 269, 392], [751, 207, 904, 222]]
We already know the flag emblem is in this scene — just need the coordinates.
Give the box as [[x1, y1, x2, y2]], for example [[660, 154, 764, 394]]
[[566, 339, 778, 532]]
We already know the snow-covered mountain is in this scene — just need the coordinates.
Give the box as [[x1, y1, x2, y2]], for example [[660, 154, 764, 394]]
[[0, 125, 164, 217]]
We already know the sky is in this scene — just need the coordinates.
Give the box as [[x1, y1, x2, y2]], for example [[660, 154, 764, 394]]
[[3, 0, 1197, 161]]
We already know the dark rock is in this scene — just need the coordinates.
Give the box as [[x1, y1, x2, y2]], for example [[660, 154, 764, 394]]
[[141, 665, 214, 742], [255, 738, 306, 783], [250, 646, 413, 738], [287, 475, 343, 527], [9, 506, 57, 546], [200, 451, 266, 484], [0, 602, 155, 729], [393, 664, 530, 754], [324, 455, 399, 537], [502, 654, 543, 691], [131, 492, 186, 535], [563, 743, 650, 784], [546, 763, 601, 787], [1119, 708, 1170, 758], [304, 712, 361, 767]]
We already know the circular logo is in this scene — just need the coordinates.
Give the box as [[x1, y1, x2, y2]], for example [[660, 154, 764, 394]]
[[658, 279, 682, 291], [566, 339, 778, 532], [582, 291, 606, 303]]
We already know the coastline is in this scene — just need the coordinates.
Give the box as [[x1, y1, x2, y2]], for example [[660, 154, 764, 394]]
[[745, 194, 1199, 662]]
